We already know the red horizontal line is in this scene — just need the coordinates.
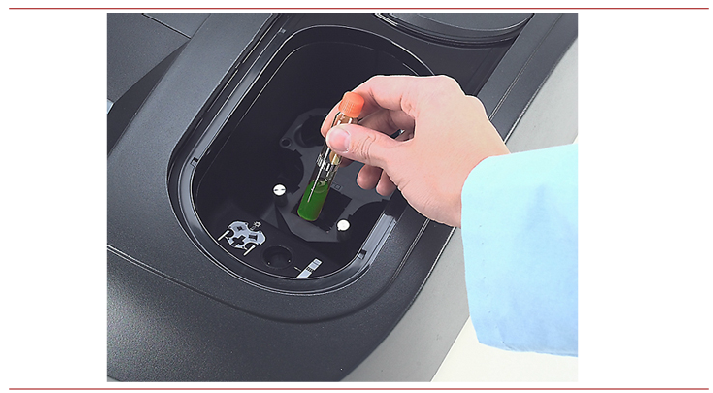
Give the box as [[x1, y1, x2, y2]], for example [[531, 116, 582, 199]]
[[6, 7, 711, 10], [7, 389, 710, 391]]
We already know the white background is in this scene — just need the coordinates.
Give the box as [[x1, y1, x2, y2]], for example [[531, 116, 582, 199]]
[[2, 2, 711, 388]]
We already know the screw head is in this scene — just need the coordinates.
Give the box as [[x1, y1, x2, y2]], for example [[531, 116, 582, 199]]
[[336, 219, 350, 232], [273, 184, 286, 196]]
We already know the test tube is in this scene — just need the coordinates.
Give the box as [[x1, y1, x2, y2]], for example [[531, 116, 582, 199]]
[[297, 92, 364, 221]]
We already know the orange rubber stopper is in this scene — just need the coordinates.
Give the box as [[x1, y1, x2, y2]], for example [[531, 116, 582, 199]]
[[338, 92, 364, 118]]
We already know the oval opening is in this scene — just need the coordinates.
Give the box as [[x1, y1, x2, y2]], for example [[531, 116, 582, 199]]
[[173, 26, 432, 292]]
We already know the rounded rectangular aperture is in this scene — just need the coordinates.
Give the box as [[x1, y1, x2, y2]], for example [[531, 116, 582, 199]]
[[189, 26, 431, 289]]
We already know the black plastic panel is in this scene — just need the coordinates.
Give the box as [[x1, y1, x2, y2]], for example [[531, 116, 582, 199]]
[[108, 218, 453, 381], [107, 13, 573, 381], [107, 45, 185, 154], [107, 13, 188, 101], [144, 13, 209, 37], [180, 25, 431, 291], [477, 13, 578, 141], [383, 13, 532, 44]]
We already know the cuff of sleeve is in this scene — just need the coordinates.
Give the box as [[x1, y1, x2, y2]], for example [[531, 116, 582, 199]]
[[460, 145, 578, 356]]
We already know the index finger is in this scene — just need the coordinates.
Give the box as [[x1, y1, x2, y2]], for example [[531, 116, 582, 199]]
[[353, 75, 465, 119], [320, 75, 447, 136]]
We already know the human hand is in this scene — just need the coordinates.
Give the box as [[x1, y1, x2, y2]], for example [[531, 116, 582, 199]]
[[321, 75, 509, 227]]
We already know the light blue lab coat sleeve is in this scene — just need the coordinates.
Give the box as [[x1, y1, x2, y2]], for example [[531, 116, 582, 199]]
[[461, 144, 578, 356]]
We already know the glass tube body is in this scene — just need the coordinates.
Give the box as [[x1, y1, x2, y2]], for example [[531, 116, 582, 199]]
[[297, 112, 358, 221]]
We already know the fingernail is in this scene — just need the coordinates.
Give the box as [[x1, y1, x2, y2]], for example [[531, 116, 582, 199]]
[[326, 125, 350, 153]]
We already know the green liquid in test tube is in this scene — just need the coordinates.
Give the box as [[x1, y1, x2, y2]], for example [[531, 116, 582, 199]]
[[297, 92, 364, 221]]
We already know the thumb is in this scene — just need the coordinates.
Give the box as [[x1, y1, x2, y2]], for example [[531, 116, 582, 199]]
[[325, 124, 400, 169]]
